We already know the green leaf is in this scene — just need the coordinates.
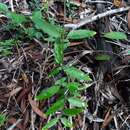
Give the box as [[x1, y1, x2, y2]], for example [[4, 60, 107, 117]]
[[36, 86, 60, 100], [103, 32, 127, 40], [0, 39, 16, 46], [7, 12, 26, 25], [68, 97, 85, 108], [60, 117, 73, 128], [44, 37, 55, 42], [0, 3, 8, 12], [54, 39, 64, 64], [64, 108, 82, 116], [95, 54, 111, 61], [49, 67, 62, 77], [0, 114, 7, 126], [46, 99, 64, 115], [32, 10, 42, 19], [67, 82, 80, 92], [63, 39, 70, 49], [67, 29, 96, 40], [55, 78, 67, 86], [1, 49, 12, 56], [42, 118, 59, 130], [63, 66, 92, 81], [127, 50, 130, 55], [32, 11, 61, 38], [0, 39, 17, 56], [78, 83, 92, 90], [25, 28, 37, 37]]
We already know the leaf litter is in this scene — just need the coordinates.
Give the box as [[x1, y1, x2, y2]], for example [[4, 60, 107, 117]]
[[0, 0, 130, 130]]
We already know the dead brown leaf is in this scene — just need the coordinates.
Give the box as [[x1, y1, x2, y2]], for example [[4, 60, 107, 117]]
[[113, 0, 122, 7], [21, 73, 29, 84], [102, 112, 115, 128], [128, 10, 130, 30], [23, 110, 30, 128], [4, 87, 22, 97], [28, 94, 47, 119], [17, 88, 31, 103], [20, 99, 26, 113], [70, 41, 83, 47], [8, 117, 23, 130]]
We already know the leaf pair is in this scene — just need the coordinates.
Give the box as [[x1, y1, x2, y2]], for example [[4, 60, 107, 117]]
[[63, 66, 92, 81], [54, 29, 96, 64], [67, 30, 127, 40], [45, 97, 86, 115], [46, 99, 64, 115], [31, 11, 61, 38], [32, 11, 64, 64], [49, 66, 92, 81], [42, 118, 59, 130], [41, 109, 82, 129], [42, 117, 73, 130]]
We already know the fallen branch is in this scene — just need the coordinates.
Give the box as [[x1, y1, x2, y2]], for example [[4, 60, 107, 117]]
[[85, 0, 112, 5], [7, 119, 22, 130], [64, 6, 130, 29]]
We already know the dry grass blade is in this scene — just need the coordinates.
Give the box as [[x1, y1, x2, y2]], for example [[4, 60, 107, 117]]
[[4, 87, 22, 97]]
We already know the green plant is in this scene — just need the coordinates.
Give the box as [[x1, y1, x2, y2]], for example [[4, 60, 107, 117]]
[[34, 11, 96, 128], [0, 2, 127, 57], [103, 31, 127, 40], [0, 39, 19, 56], [34, 16, 127, 128], [37, 65, 92, 129], [0, 114, 7, 127], [0, 2, 128, 129]]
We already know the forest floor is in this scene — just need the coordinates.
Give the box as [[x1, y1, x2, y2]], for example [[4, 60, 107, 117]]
[[0, 0, 130, 130]]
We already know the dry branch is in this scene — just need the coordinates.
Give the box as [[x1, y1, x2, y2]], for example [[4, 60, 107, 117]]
[[64, 6, 130, 29]]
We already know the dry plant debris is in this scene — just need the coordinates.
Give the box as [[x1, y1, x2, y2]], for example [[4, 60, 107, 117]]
[[0, 0, 130, 130]]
